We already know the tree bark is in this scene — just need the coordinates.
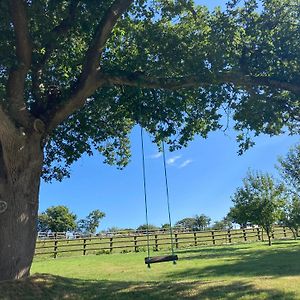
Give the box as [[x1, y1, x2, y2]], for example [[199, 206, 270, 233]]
[[266, 229, 272, 246], [0, 132, 43, 281]]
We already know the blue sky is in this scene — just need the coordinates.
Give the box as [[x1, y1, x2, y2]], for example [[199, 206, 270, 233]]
[[39, 0, 300, 230], [40, 127, 299, 230]]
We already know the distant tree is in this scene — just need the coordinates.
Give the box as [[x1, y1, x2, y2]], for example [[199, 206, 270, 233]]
[[280, 196, 300, 239], [161, 223, 171, 230], [106, 227, 122, 233], [194, 214, 211, 231], [136, 224, 159, 232], [175, 217, 196, 230], [38, 206, 77, 232], [230, 171, 286, 246], [276, 143, 300, 239], [227, 206, 250, 228], [277, 143, 300, 193], [77, 209, 106, 234], [212, 217, 233, 231], [37, 214, 49, 232]]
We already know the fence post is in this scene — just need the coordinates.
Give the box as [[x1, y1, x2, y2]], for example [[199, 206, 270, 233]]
[[243, 229, 247, 242], [134, 235, 138, 252], [211, 231, 215, 245], [175, 233, 179, 249], [155, 234, 158, 251], [83, 238, 87, 256], [283, 227, 287, 238], [110, 237, 113, 253], [194, 232, 197, 246], [257, 228, 261, 241], [227, 230, 232, 243], [54, 240, 58, 259]]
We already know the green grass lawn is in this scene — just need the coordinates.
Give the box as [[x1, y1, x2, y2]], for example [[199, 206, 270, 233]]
[[1, 240, 300, 299]]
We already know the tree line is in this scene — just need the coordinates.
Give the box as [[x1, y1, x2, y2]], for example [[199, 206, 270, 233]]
[[38, 208, 105, 234]]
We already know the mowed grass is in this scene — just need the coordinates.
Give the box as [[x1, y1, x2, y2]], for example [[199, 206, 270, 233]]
[[1, 240, 300, 300]]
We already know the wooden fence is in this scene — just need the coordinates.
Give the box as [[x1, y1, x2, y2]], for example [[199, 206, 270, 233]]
[[35, 226, 294, 259]]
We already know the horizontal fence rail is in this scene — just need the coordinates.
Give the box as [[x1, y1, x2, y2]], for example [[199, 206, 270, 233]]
[[35, 226, 294, 259]]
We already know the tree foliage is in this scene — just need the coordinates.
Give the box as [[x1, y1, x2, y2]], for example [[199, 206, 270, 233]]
[[77, 209, 106, 234], [175, 217, 197, 230], [281, 196, 300, 239], [229, 171, 286, 245], [175, 214, 211, 231], [1, 0, 299, 182], [277, 143, 300, 193], [136, 224, 159, 231], [37, 206, 77, 232], [211, 217, 233, 231]]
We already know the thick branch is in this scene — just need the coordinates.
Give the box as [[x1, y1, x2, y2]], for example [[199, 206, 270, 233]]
[[7, 0, 32, 127], [101, 71, 300, 95], [80, 0, 133, 80], [46, 74, 104, 131], [45, 0, 133, 131]]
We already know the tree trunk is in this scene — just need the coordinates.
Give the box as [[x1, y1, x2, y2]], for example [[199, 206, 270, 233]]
[[291, 228, 297, 240], [266, 230, 272, 246], [0, 132, 43, 281]]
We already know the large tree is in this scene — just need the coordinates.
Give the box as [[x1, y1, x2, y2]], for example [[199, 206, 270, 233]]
[[0, 0, 299, 281]]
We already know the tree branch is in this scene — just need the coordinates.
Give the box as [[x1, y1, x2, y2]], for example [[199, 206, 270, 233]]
[[46, 74, 104, 131], [7, 0, 32, 127], [45, 0, 133, 131], [79, 0, 133, 81], [101, 71, 300, 95]]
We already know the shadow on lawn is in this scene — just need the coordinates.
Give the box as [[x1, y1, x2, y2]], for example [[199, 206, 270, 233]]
[[172, 243, 300, 279], [0, 274, 297, 300]]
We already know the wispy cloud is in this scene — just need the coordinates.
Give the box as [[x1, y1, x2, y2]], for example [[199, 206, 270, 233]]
[[166, 155, 181, 165], [179, 159, 192, 168], [150, 152, 162, 159]]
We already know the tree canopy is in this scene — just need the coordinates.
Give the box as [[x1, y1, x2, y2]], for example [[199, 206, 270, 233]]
[[77, 209, 106, 233], [37, 205, 77, 232], [277, 143, 300, 193], [1, 0, 299, 182]]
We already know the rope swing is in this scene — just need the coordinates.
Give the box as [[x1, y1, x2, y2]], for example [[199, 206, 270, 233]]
[[140, 126, 178, 268]]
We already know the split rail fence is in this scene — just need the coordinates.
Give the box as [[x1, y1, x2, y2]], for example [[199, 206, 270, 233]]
[[35, 226, 294, 259]]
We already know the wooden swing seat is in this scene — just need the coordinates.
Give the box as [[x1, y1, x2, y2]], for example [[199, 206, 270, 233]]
[[145, 254, 178, 265]]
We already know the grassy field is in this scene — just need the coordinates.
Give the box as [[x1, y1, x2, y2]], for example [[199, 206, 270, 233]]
[[1, 240, 300, 299]]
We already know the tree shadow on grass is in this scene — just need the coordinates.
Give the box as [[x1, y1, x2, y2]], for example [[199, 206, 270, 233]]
[[0, 274, 297, 300], [170, 244, 300, 279], [177, 245, 253, 260]]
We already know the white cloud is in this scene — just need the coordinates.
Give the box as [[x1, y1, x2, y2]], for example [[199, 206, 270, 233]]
[[150, 152, 162, 159], [179, 159, 192, 168], [166, 155, 181, 165]]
